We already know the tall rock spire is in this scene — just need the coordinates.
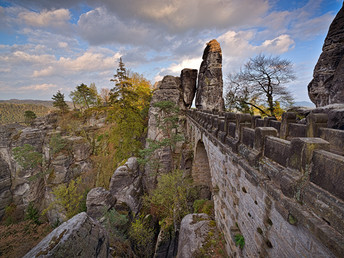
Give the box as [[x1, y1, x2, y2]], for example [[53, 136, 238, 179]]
[[308, 4, 344, 107], [195, 39, 225, 111]]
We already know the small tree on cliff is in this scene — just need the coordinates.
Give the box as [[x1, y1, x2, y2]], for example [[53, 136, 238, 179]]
[[52, 90, 69, 113], [24, 110, 37, 124], [225, 54, 295, 117], [69, 83, 98, 109]]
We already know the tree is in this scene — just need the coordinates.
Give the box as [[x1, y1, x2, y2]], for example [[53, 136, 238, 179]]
[[225, 54, 295, 117], [13, 144, 42, 170], [52, 90, 69, 112], [100, 88, 111, 104], [69, 83, 97, 109], [24, 110, 36, 124]]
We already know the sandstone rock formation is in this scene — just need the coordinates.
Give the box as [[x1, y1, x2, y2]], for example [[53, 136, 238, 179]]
[[195, 39, 225, 111], [109, 157, 143, 214], [86, 187, 116, 220], [181, 68, 198, 108], [24, 212, 109, 258], [0, 113, 95, 221], [177, 213, 211, 258], [308, 4, 344, 107]]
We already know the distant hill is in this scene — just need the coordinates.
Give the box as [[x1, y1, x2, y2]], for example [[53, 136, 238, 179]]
[[0, 99, 56, 108], [0, 102, 54, 124], [293, 101, 315, 108]]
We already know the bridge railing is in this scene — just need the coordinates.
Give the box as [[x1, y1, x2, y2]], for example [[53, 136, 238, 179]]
[[186, 109, 344, 202]]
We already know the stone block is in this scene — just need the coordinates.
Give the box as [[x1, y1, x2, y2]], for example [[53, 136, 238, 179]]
[[310, 150, 344, 200], [264, 136, 291, 167], [280, 112, 297, 139], [306, 113, 328, 137], [288, 138, 330, 173], [288, 123, 307, 138], [242, 127, 255, 148], [254, 127, 278, 152], [319, 128, 344, 155]]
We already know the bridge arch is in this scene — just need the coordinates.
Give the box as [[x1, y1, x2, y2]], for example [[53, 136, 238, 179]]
[[192, 140, 212, 199]]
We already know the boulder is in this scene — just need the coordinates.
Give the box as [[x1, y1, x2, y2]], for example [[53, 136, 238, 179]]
[[177, 213, 211, 258], [195, 39, 225, 111], [86, 187, 116, 220], [181, 68, 198, 108], [308, 4, 344, 107], [109, 157, 143, 214], [24, 212, 109, 258]]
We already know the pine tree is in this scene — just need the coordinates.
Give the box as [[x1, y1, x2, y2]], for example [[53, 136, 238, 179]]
[[70, 83, 97, 109], [24, 110, 37, 124], [52, 90, 69, 112]]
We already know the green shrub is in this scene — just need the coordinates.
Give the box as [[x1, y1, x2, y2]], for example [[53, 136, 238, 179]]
[[234, 234, 245, 249], [49, 133, 67, 155], [25, 202, 40, 225], [42, 178, 84, 220], [193, 199, 214, 216], [129, 215, 155, 257], [13, 144, 42, 170], [104, 208, 129, 240]]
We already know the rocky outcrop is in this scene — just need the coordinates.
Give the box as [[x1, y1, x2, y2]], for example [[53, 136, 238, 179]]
[[0, 114, 94, 221], [86, 187, 116, 220], [195, 39, 225, 111], [109, 157, 143, 214], [181, 68, 198, 108], [0, 155, 11, 219], [177, 213, 211, 258], [24, 212, 109, 258], [308, 4, 344, 107]]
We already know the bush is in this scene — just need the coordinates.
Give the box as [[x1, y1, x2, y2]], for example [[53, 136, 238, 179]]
[[129, 215, 155, 257], [193, 199, 214, 217], [42, 178, 84, 220], [143, 169, 197, 231], [104, 208, 129, 240], [49, 133, 67, 155], [25, 202, 40, 225], [234, 234, 245, 249]]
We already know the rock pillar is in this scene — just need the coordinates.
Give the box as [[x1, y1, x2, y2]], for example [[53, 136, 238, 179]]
[[195, 39, 225, 111]]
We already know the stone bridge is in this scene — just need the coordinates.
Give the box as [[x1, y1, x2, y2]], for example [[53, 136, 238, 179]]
[[185, 109, 344, 257]]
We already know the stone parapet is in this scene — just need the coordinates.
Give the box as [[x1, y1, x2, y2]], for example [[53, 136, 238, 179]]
[[186, 108, 344, 256]]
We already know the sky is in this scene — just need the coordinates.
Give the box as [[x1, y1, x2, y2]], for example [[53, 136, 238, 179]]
[[0, 0, 342, 102]]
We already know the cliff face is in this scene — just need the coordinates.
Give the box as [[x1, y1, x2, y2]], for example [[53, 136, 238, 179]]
[[0, 113, 95, 222], [308, 4, 344, 107]]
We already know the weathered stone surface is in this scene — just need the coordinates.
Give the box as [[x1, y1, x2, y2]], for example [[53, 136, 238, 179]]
[[109, 157, 142, 214], [86, 187, 116, 220], [181, 68, 197, 108], [0, 154, 11, 219], [144, 75, 186, 191], [311, 150, 344, 200], [195, 39, 224, 111], [24, 212, 109, 258], [308, 4, 344, 107], [177, 213, 211, 258], [154, 228, 178, 258]]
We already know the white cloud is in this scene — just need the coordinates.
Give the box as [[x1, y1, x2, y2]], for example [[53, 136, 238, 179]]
[[32, 49, 122, 77], [19, 83, 57, 91], [18, 8, 70, 28], [77, 7, 165, 48], [58, 42, 68, 48], [103, 0, 269, 33], [158, 57, 202, 78]]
